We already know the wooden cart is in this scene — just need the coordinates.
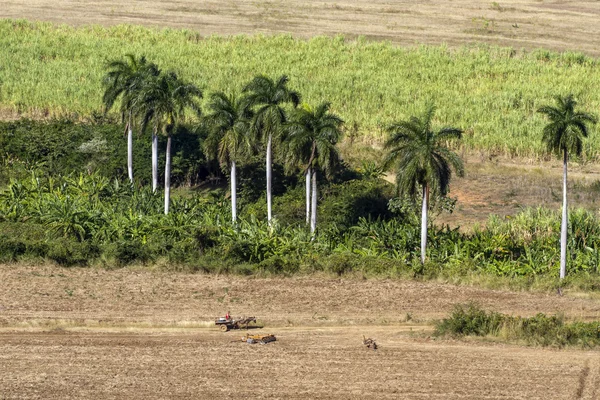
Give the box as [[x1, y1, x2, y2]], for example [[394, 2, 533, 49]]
[[215, 316, 256, 332]]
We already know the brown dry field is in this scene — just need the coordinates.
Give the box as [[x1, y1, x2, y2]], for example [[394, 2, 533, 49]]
[[438, 154, 600, 228], [2, 264, 600, 399], [1, 0, 600, 56]]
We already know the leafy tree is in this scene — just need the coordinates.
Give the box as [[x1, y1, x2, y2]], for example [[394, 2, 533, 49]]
[[384, 104, 464, 264], [538, 94, 597, 279], [285, 102, 343, 234], [243, 75, 300, 223], [203, 92, 253, 222], [135, 71, 202, 214], [101, 54, 159, 184]]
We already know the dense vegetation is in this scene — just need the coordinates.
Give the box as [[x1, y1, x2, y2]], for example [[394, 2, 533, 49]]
[[2, 19, 600, 291], [436, 303, 600, 348], [2, 119, 600, 290], [1, 19, 600, 157]]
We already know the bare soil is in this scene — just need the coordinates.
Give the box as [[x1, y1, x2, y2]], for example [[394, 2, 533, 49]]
[[2, 264, 600, 399], [438, 154, 600, 229], [2, 0, 600, 56]]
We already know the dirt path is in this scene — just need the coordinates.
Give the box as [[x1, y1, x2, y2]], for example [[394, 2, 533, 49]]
[[2, 0, 600, 56], [2, 264, 600, 398]]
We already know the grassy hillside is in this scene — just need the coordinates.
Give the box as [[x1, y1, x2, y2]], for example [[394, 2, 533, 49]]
[[0, 19, 599, 157]]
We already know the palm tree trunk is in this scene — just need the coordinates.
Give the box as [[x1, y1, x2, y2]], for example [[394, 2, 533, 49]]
[[231, 161, 237, 223], [560, 149, 568, 279], [266, 133, 272, 223], [164, 135, 172, 215], [127, 112, 133, 184], [152, 127, 159, 192], [305, 167, 311, 225], [310, 169, 317, 235], [421, 183, 429, 264]]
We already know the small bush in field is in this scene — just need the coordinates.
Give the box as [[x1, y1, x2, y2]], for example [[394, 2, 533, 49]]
[[46, 239, 100, 267], [436, 303, 600, 348], [435, 303, 505, 337]]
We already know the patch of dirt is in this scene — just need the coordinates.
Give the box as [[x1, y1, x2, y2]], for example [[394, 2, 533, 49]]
[[2, 0, 600, 56], [437, 155, 600, 230]]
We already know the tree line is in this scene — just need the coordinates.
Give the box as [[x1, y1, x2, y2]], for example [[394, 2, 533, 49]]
[[103, 54, 597, 278]]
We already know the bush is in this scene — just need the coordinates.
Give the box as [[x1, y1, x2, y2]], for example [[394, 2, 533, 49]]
[[436, 303, 600, 348], [319, 179, 396, 231], [435, 303, 505, 337], [258, 255, 300, 275], [111, 240, 154, 266], [0, 119, 207, 185], [0, 222, 48, 261], [0, 238, 26, 262], [46, 239, 100, 266]]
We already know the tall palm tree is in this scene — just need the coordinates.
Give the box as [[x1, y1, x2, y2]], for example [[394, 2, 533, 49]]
[[135, 71, 203, 214], [384, 104, 464, 264], [243, 75, 300, 223], [286, 102, 343, 234], [101, 54, 159, 184], [538, 94, 597, 280], [203, 92, 253, 222]]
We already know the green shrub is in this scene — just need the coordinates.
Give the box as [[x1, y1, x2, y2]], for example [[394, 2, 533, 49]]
[[435, 303, 505, 337], [111, 240, 154, 266], [0, 119, 207, 185], [436, 303, 600, 348], [319, 179, 396, 230], [258, 255, 300, 275], [0, 238, 27, 262], [46, 238, 100, 266], [0, 222, 48, 261]]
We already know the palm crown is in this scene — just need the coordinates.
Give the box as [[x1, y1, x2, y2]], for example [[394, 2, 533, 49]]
[[285, 102, 343, 177], [243, 74, 301, 142], [203, 92, 253, 169], [136, 71, 203, 135], [384, 104, 464, 199], [538, 94, 597, 157], [102, 54, 159, 120]]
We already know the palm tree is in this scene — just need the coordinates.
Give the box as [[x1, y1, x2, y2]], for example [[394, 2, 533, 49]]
[[243, 75, 300, 223], [135, 71, 203, 214], [538, 94, 597, 280], [203, 92, 253, 222], [286, 102, 343, 234], [384, 104, 464, 264], [101, 54, 159, 184]]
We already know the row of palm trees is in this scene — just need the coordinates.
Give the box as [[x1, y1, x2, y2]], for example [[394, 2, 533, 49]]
[[102, 55, 343, 234], [102, 55, 597, 279]]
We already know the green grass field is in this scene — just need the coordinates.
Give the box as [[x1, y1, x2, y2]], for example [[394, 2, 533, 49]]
[[1, 19, 599, 158]]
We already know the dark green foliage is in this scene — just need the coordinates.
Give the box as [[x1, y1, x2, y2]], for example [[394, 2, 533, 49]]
[[435, 303, 505, 336], [111, 240, 154, 266], [435, 303, 600, 348], [0, 222, 47, 262], [319, 179, 396, 230], [0, 119, 208, 186], [46, 239, 100, 267], [4, 124, 600, 285], [237, 160, 297, 205], [258, 256, 300, 275]]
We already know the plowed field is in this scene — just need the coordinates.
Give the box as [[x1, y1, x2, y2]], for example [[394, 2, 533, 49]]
[[2, 264, 600, 399]]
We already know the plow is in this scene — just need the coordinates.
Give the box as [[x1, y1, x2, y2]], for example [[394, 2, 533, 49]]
[[241, 333, 276, 344]]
